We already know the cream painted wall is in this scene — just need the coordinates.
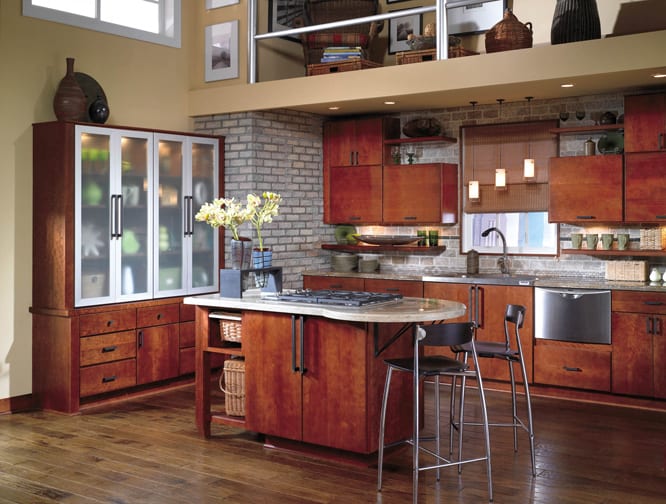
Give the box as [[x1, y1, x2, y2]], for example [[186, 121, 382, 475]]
[[0, 0, 197, 400]]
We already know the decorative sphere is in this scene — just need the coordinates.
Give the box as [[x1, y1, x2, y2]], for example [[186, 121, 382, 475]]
[[89, 96, 110, 124]]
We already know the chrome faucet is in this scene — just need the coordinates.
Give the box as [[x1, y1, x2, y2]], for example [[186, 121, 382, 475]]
[[482, 227, 510, 275]]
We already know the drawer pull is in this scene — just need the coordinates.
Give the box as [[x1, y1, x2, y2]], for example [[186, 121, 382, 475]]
[[156, 313, 162, 320], [106, 320, 114, 327], [576, 216, 595, 220], [563, 366, 583, 372], [644, 301, 665, 306], [102, 375, 117, 383], [101, 345, 117, 353], [403, 216, 417, 220]]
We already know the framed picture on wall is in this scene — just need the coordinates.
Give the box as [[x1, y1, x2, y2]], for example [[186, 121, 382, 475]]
[[268, 0, 306, 42], [448, 0, 507, 35], [205, 20, 239, 82], [388, 11, 421, 54], [205, 0, 239, 9]]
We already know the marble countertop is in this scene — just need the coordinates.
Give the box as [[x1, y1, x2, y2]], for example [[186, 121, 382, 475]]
[[303, 270, 666, 292], [184, 292, 466, 323]]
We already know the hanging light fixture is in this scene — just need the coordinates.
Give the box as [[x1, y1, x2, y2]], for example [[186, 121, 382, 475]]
[[468, 101, 480, 201], [523, 96, 536, 181], [495, 99, 507, 190]]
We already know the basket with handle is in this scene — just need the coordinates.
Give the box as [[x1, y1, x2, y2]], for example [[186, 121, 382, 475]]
[[219, 358, 245, 416]]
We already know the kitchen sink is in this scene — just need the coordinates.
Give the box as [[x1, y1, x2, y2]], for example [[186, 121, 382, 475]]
[[422, 273, 537, 286]]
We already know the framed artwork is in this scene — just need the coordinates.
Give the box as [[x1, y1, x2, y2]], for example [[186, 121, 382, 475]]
[[205, 20, 239, 82], [388, 11, 421, 54], [268, 0, 306, 42], [205, 0, 239, 9], [448, 0, 507, 35]]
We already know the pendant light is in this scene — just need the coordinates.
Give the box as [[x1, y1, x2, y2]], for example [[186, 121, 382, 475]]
[[523, 96, 536, 181], [495, 99, 507, 190], [468, 101, 480, 201]]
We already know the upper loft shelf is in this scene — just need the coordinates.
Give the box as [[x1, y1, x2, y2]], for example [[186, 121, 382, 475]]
[[549, 124, 624, 135], [384, 135, 457, 145]]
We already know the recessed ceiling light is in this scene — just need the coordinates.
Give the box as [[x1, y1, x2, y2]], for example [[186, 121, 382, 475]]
[[328, 106, 340, 110], [384, 101, 396, 105], [652, 73, 666, 79], [561, 83, 574, 88]]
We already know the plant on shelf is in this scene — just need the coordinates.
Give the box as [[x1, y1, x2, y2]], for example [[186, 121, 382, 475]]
[[246, 191, 282, 252]]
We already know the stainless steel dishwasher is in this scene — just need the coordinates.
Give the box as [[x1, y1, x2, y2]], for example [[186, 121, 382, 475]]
[[534, 287, 611, 344]]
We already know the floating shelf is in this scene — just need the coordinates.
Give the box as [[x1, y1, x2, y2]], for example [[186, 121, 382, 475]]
[[323, 243, 446, 254], [384, 135, 457, 145], [549, 124, 624, 135], [561, 248, 666, 257]]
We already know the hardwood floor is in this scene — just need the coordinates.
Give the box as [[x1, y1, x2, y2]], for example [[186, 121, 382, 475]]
[[1, 382, 665, 503]]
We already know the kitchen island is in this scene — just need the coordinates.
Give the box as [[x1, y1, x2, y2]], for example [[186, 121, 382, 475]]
[[184, 292, 465, 456]]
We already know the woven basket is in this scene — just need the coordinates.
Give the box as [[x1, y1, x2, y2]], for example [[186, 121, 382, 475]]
[[639, 228, 666, 250], [219, 319, 242, 342], [485, 9, 533, 53], [219, 359, 245, 417]]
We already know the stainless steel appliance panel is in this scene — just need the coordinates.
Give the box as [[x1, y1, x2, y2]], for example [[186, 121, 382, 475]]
[[534, 287, 611, 344]]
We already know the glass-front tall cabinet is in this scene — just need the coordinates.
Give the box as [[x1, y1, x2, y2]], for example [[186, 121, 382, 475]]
[[154, 134, 219, 298]]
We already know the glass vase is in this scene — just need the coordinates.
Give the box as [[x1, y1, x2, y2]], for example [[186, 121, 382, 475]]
[[230, 237, 252, 270], [252, 249, 273, 288]]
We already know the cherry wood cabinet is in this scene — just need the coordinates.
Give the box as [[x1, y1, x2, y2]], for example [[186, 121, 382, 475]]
[[624, 93, 666, 153], [302, 275, 365, 291], [612, 290, 666, 399], [423, 282, 534, 383], [624, 152, 666, 223], [382, 163, 458, 224], [548, 154, 623, 223], [242, 310, 412, 454], [533, 340, 611, 392], [31, 121, 224, 413], [328, 165, 383, 223], [324, 117, 386, 167]]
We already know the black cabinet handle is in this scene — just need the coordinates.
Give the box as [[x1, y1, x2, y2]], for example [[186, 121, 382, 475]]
[[101, 345, 117, 353], [644, 301, 665, 306], [138, 330, 143, 348], [655, 317, 662, 336], [576, 216, 595, 220], [403, 216, 417, 220], [647, 316, 654, 335], [300, 315, 307, 375], [563, 366, 583, 372], [102, 375, 117, 383], [349, 216, 361, 221], [156, 313, 162, 320], [106, 320, 114, 327]]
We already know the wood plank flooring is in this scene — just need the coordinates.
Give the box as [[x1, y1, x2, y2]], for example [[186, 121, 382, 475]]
[[1, 383, 665, 503]]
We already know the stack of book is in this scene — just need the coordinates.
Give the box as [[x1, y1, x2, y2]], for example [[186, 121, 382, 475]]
[[321, 47, 363, 63]]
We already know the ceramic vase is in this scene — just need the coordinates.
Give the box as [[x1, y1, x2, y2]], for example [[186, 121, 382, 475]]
[[89, 94, 110, 124], [551, 0, 601, 45], [53, 57, 87, 121], [230, 237, 252, 270]]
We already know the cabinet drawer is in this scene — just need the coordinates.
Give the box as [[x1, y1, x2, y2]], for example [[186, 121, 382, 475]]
[[365, 279, 423, 298], [303, 276, 365, 291], [612, 290, 666, 315], [534, 343, 611, 392], [80, 330, 136, 366], [137, 304, 180, 327], [80, 359, 136, 397], [79, 309, 136, 337], [180, 303, 195, 321]]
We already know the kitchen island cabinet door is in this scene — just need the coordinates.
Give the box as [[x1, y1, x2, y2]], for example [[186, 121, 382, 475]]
[[244, 311, 302, 441], [624, 152, 666, 223], [548, 155, 623, 223], [612, 312, 654, 397]]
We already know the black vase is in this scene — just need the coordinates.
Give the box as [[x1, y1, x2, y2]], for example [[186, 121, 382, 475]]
[[551, 0, 601, 45], [89, 95, 110, 124]]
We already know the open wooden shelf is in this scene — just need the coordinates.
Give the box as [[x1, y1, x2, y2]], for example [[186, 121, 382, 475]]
[[561, 248, 666, 257], [323, 243, 446, 254], [384, 135, 457, 145], [549, 124, 623, 135]]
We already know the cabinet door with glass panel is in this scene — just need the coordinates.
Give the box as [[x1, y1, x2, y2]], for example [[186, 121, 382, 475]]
[[154, 134, 219, 297], [75, 125, 153, 306]]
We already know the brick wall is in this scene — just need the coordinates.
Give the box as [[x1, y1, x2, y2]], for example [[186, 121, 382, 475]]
[[194, 93, 664, 287]]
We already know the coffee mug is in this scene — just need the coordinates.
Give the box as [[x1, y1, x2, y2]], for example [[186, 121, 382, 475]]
[[571, 233, 583, 249], [428, 230, 439, 247], [601, 233, 614, 250], [617, 233, 630, 251], [586, 234, 598, 250]]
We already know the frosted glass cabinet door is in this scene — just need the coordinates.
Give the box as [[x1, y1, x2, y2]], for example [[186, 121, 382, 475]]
[[76, 129, 112, 305], [155, 136, 186, 296], [190, 138, 219, 293], [75, 126, 153, 306]]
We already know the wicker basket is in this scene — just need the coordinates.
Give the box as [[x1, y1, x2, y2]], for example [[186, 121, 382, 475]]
[[605, 261, 648, 282], [220, 358, 245, 417], [219, 318, 242, 343], [485, 9, 533, 53], [639, 228, 666, 250]]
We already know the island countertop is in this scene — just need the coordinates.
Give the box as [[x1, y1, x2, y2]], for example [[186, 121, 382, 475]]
[[184, 292, 466, 323]]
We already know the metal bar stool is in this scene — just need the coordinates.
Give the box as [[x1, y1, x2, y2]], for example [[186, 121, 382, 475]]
[[451, 304, 536, 477], [378, 322, 493, 503]]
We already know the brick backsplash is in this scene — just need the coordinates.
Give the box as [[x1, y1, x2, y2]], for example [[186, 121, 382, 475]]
[[194, 93, 664, 289]]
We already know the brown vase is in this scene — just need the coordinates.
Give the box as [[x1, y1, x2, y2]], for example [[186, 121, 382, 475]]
[[53, 57, 87, 121], [485, 9, 533, 53]]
